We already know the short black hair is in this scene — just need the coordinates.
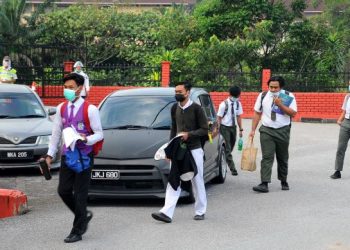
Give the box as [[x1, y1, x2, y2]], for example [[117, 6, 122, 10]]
[[175, 81, 192, 91], [229, 86, 241, 97], [268, 76, 285, 88], [63, 73, 85, 86]]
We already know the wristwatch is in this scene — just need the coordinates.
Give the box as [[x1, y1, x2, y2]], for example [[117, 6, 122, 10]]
[[239, 128, 243, 132]]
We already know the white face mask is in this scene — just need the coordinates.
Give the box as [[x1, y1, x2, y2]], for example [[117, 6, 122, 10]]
[[230, 97, 238, 102], [271, 91, 280, 97]]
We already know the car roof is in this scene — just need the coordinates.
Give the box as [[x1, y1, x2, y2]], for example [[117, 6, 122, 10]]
[[109, 87, 209, 97], [0, 83, 32, 93]]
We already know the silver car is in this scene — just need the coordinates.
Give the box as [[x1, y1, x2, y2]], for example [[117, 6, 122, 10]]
[[0, 84, 60, 169]]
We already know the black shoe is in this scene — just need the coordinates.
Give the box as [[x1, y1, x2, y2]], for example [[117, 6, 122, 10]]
[[193, 214, 205, 220], [253, 183, 269, 193], [231, 170, 238, 176], [64, 233, 82, 243], [281, 181, 289, 191], [151, 212, 172, 223], [81, 210, 93, 235], [330, 171, 341, 179]]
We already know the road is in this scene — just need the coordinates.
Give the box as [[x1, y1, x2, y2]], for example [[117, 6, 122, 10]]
[[1, 120, 350, 250]]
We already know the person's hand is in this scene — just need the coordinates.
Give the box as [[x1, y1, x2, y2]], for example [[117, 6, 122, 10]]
[[337, 119, 343, 126], [249, 130, 255, 138], [273, 97, 283, 107], [212, 127, 219, 138], [180, 132, 189, 141], [239, 131, 243, 138], [79, 134, 87, 143], [38, 156, 52, 174]]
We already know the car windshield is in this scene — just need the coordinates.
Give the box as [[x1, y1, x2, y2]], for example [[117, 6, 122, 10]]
[[0, 92, 46, 119], [100, 96, 175, 130]]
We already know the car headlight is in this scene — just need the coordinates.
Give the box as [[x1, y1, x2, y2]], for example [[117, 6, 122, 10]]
[[154, 142, 168, 161], [38, 135, 51, 145]]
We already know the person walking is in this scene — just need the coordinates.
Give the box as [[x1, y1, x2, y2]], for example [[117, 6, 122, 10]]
[[152, 82, 208, 223], [249, 76, 297, 193], [214, 86, 243, 176], [41, 73, 103, 243], [0, 56, 17, 84], [331, 80, 350, 179], [73, 61, 90, 99]]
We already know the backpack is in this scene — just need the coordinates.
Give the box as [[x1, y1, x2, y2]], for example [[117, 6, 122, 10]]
[[222, 99, 240, 118], [60, 101, 104, 156], [171, 103, 209, 148], [259, 90, 292, 126]]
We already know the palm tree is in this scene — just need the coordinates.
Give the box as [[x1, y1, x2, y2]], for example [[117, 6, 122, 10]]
[[0, 0, 26, 44]]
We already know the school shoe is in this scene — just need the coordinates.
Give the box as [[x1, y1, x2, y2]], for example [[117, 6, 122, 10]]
[[193, 214, 205, 220], [81, 210, 93, 235], [281, 181, 289, 191], [231, 169, 238, 176], [252, 183, 269, 193], [151, 212, 172, 223], [330, 171, 341, 179], [64, 233, 82, 243]]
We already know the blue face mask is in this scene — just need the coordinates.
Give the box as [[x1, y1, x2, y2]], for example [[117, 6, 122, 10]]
[[64, 88, 77, 102]]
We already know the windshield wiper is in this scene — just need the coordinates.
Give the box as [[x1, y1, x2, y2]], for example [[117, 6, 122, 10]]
[[104, 125, 150, 130], [17, 114, 45, 118], [152, 126, 171, 130], [0, 115, 17, 118]]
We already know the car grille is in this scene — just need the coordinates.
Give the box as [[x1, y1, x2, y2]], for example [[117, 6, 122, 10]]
[[90, 179, 164, 190], [20, 136, 38, 144], [0, 136, 38, 145]]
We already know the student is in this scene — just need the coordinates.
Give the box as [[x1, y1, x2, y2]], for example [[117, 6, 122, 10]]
[[41, 73, 103, 243], [152, 82, 208, 223], [73, 61, 90, 99], [249, 76, 297, 193], [214, 86, 244, 175], [331, 80, 350, 179]]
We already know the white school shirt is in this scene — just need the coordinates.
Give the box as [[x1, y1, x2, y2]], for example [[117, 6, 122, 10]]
[[217, 98, 243, 126], [253, 90, 297, 129], [342, 94, 350, 119], [47, 97, 103, 158]]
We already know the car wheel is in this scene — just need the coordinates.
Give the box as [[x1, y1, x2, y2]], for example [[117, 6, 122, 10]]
[[212, 146, 227, 184]]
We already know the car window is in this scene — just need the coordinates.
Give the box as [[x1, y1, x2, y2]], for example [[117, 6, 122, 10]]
[[100, 96, 175, 129], [198, 94, 216, 120], [0, 92, 45, 118]]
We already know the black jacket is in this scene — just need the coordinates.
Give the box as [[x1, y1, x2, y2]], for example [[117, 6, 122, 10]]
[[164, 136, 197, 192]]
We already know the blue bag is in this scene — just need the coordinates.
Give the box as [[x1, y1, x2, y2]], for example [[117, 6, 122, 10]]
[[65, 147, 91, 173]]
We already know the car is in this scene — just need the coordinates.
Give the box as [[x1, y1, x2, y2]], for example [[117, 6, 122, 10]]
[[0, 84, 60, 169], [88, 87, 228, 200]]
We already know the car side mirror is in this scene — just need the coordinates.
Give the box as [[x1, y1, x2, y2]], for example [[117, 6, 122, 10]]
[[47, 107, 56, 116]]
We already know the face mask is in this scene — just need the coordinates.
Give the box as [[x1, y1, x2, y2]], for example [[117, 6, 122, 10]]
[[75, 69, 81, 73], [64, 88, 77, 102], [271, 91, 280, 97], [230, 97, 238, 102], [175, 94, 186, 102]]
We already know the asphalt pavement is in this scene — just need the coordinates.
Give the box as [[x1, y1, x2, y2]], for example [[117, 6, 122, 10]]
[[1, 120, 350, 250]]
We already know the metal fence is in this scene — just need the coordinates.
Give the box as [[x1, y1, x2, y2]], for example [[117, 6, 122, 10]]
[[170, 69, 262, 92], [14, 64, 161, 97], [272, 72, 350, 92]]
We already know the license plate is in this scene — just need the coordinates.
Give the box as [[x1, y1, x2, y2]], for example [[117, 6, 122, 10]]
[[0, 150, 34, 160], [91, 170, 120, 180]]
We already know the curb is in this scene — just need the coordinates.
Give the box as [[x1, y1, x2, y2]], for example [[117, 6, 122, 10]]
[[0, 189, 28, 219]]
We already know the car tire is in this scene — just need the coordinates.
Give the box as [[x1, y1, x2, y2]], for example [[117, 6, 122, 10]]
[[212, 146, 227, 184]]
